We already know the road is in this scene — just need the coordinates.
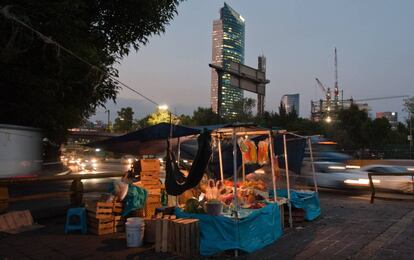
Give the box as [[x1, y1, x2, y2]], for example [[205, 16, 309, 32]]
[[7, 162, 130, 215]]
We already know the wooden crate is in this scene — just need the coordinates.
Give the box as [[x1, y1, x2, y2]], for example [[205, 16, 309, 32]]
[[86, 201, 122, 219], [86, 201, 113, 219], [88, 217, 114, 235], [137, 159, 160, 172], [114, 216, 126, 232], [154, 215, 177, 252], [284, 206, 306, 224], [168, 219, 199, 257], [86, 200, 124, 235], [143, 194, 161, 218], [147, 194, 161, 204]]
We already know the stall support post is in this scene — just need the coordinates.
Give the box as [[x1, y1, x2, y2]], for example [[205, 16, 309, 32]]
[[232, 128, 239, 258], [307, 137, 318, 193], [242, 157, 246, 182], [232, 128, 239, 211], [283, 134, 293, 228], [268, 132, 277, 202], [177, 137, 181, 163], [218, 138, 224, 181]]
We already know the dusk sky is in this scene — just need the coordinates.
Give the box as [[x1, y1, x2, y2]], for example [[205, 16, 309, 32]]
[[91, 0, 414, 122]]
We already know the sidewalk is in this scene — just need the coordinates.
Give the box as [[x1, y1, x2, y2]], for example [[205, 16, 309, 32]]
[[0, 191, 413, 259]]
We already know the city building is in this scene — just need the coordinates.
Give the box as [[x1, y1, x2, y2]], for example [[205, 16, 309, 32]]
[[281, 94, 300, 115], [211, 3, 245, 118], [376, 112, 398, 129]]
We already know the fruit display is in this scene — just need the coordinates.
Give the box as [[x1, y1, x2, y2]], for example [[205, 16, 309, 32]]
[[220, 180, 268, 209]]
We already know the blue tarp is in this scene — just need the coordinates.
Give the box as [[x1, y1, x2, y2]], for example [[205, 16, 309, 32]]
[[85, 123, 201, 155], [175, 204, 283, 256], [181, 133, 307, 179], [276, 189, 321, 221], [273, 134, 307, 174]]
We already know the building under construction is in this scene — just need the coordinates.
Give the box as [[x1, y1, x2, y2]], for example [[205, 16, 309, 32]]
[[310, 49, 404, 122]]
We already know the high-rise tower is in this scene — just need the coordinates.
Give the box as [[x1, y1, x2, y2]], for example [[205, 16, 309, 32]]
[[281, 94, 300, 115], [211, 3, 245, 118]]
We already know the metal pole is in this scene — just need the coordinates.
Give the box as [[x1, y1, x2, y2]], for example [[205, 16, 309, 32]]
[[410, 111, 413, 159], [268, 132, 277, 202], [232, 129, 239, 211], [242, 157, 245, 182], [177, 137, 181, 163], [106, 110, 110, 131], [218, 138, 224, 181], [283, 134, 293, 228], [308, 137, 318, 193], [232, 128, 239, 258]]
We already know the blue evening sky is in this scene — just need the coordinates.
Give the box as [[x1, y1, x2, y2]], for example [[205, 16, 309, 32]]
[[91, 0, 414, 122]]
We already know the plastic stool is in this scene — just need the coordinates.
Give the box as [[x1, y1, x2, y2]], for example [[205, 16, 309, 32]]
[[65, 207, 87, 234]]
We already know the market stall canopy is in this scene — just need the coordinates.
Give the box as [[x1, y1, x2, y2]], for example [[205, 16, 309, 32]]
[[85, 123, 201, 155], [179, 126, 307, 178]]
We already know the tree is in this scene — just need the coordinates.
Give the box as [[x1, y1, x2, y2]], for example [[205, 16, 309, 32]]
[[231, 98, 256, 122], [0, 0, 183, 143], [404, 97, 414, 115], [179, 114, 193, 125], [329, 104, 371, 150], [113, 107, 134, 133], [147, 108, 179, 125], [279, 101, 287, 118], [369, 117, 392, 149], [191, 107, 220, 126]]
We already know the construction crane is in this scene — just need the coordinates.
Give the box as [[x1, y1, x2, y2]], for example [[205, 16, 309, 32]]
[[334, 48, 339, 103], [315, 78, 331, 102]]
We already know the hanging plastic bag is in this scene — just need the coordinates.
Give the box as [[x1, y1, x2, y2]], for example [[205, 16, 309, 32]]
[[258, 139, 270, 165], [238, 137, 257, 164], [246, 139, 257, 164], [238, 137, 251, 163]]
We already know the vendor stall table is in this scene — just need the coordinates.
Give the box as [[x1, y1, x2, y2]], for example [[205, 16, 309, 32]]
[[175, 203, 283, 256]]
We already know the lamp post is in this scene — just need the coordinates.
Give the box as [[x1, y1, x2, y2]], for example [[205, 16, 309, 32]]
[[105, 110, 110, 132], [410, 111, 413, 159]]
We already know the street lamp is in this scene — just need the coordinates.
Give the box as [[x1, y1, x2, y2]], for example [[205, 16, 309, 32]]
[[325, 116, 332, 123], [158, 104, 169, 111], [409, 111, 413, 159]]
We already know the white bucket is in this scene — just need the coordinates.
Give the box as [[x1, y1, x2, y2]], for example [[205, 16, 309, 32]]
[[126, 217, 144, 226], [125, 221, 145, 247]]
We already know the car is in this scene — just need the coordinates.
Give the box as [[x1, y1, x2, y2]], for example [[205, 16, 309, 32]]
[[301, 161, 370, 190], [121, 155, 137, 165], [301, 162, 414, 193], [79, 157, 98, 172], [351, 165, 414, 193]]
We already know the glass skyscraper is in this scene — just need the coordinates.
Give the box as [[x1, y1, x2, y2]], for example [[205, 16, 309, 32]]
[[281, 94, 300, 115], [211, 3, 245, 118]]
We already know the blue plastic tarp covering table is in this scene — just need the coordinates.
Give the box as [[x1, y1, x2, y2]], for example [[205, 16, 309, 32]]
[[175, 203, 283, 256], [276, 189, 321, 221]]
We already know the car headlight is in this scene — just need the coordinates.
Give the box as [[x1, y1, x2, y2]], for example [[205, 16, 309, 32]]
[[344, 179, 380, 185]]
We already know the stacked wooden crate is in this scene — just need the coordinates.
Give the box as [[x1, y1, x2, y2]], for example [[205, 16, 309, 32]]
[[284, 205, 305, 225], [86, 200, 123, 235], [134, 159, 162, 217], [154, 216, 200, 257], [139, 159, 162, 195]]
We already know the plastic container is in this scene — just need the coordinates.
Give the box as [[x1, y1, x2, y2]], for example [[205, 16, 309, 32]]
[[126, 217, 144, 225], [125, 218, 145, 247], [205, 202, 223, 216]]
